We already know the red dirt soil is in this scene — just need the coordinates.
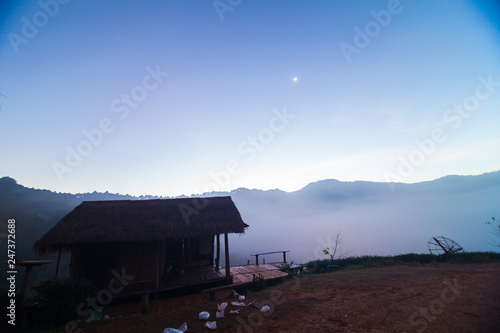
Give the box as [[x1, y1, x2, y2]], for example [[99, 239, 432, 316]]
[[81, 263, 500, 333]]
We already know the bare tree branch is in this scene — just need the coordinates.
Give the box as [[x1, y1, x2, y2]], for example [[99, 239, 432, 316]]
[[323, 231, 353, 263]]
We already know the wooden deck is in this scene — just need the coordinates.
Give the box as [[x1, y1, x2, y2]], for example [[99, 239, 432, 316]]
[[105, 265, 290, 315], [163, 264, 227, 287], [198, 263, 290, 301], [106, 263, 291, 314], [222, 263, 289, 285], [119, 265, 231, 297], [119, 263, 289, 298], [189, 263, 288, 302]]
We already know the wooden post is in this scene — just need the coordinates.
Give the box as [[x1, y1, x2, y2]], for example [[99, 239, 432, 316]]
[[14, 260, 53, 332], [224, 233, 230, 277], [255, 255, 259, 266], [54, 249, 62, 279], [141, 293, 149, 314], [215, 234, 220, 270], [155, 241, 160, 289], [19, 266, 33, 304], [211, 235, 215, 264], [283, 251, 287, 264]]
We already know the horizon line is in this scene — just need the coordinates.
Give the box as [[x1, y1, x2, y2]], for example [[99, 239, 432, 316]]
[[2, 169, 499, 198]]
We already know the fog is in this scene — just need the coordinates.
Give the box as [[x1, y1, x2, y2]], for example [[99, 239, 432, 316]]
[[221, 174, 500, 265]]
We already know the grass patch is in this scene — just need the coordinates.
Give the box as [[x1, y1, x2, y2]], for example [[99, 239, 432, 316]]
[[305, 251, 500, 274]]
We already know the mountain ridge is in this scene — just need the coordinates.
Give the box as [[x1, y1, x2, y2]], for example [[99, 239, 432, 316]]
[[3, 170, 499, 199]]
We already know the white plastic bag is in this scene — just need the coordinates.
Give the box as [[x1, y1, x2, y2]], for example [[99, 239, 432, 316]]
[[199, 311, 210, 320], [205, 321, 217, 329], [163, 322, 187, 333], [216, 302, 227, 318], [178, 322, 188, 332], [260, 305, 271, 313], [238, 295, 245, 301]]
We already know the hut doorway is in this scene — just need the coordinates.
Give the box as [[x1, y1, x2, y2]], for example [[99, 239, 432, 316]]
[[164, 236, 213, 276]]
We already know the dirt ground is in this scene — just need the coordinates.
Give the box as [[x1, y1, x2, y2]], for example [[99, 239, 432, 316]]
[[81, 263, 500, 333]]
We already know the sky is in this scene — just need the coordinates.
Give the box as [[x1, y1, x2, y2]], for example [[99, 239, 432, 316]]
[[1, 0, 500, 197]]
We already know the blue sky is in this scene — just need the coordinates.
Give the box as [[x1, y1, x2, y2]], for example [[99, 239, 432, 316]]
[[1, 0, 499, 196]]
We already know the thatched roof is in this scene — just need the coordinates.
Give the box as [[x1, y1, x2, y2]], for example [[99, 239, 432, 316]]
[[33, 196, 248, 256]]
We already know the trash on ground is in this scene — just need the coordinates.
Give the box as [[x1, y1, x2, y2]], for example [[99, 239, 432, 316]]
[[231, 299, 255, 307], [205, 321, 217, 329], [261, 305, 271, 312], [229, 309, 240, 314], [199, 311, 210, 320], [231, 301, 246, 306], [238, 295, 246, 301], [163, 322, 187, 333], [216, 302, 227, 318]]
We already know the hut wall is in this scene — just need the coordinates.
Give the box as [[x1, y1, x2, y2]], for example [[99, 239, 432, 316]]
[[69, 246, 83, 280], [69, 237, 216, 288], [69, 242, 159, 287], [122, 242, 158, 283], [69, 243, 123, 287]]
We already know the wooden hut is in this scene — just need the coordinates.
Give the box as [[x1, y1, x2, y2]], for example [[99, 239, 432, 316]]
[[33, 196, 248, 295]]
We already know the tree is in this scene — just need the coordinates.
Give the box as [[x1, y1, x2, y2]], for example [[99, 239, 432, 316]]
[[323, 231, 353, 263]]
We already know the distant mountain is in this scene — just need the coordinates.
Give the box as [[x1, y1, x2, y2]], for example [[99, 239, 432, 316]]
[[228, 172, 500, 265], [1, 171, 499, 287]]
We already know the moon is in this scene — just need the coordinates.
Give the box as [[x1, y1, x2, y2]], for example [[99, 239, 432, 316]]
[[293, 77, 298, 82]]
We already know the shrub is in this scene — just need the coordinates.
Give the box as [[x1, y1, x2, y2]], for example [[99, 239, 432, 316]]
[[27, 278, 97, 328]]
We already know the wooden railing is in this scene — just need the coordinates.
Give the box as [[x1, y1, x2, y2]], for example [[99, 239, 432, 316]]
[[250, 250, 290, 265]]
